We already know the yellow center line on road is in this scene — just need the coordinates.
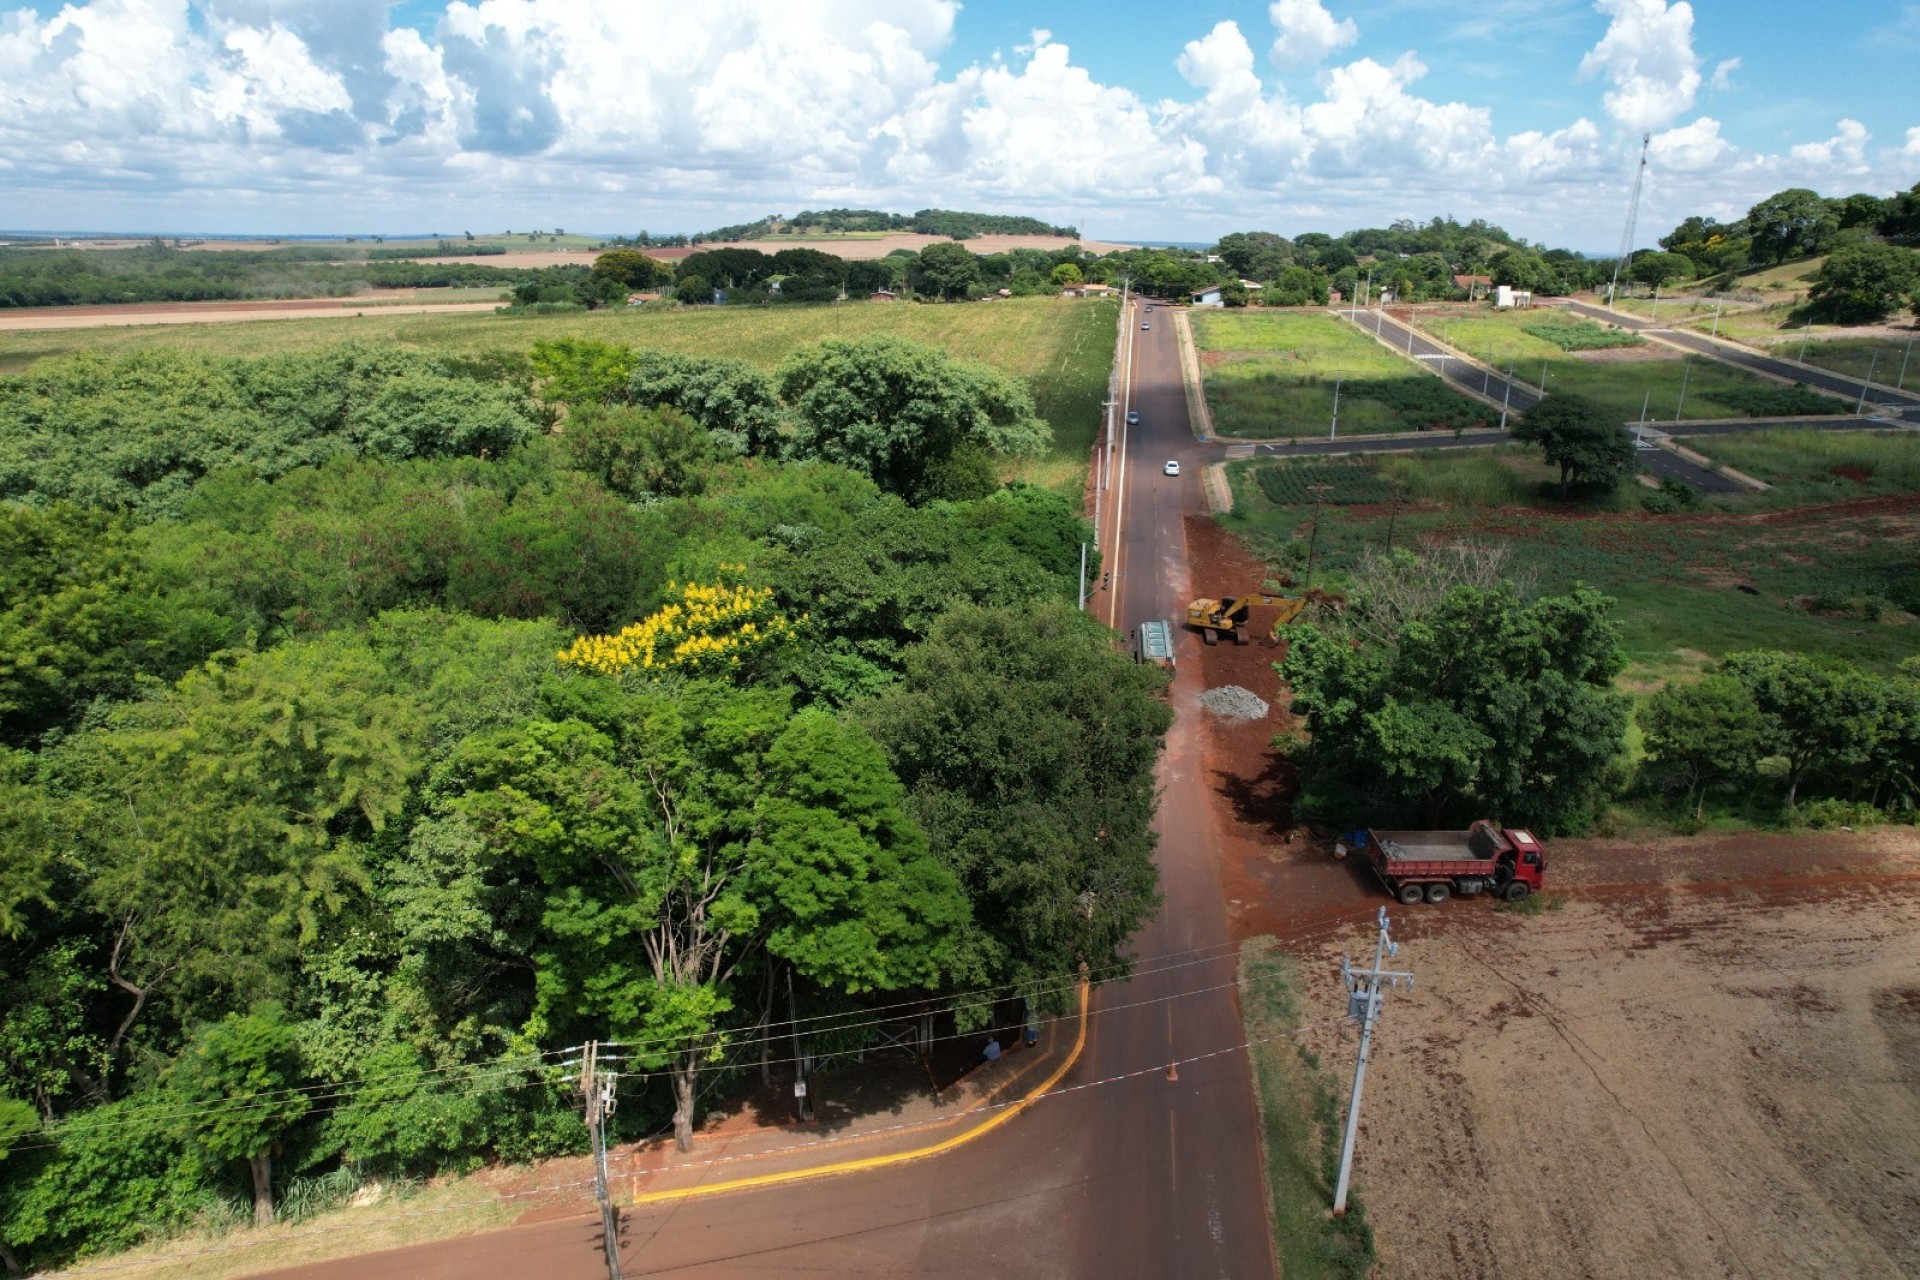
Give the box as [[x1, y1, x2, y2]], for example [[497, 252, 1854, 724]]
[[625, 980, 1091, 1208]]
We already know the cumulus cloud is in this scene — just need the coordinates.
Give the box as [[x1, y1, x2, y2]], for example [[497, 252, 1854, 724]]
[[1788, 118, 1870, 174], [1708, 56, 1738, 91], [0, 0, 1911, 248], [1267, 0, 1357, 70], [1648, 115, 1731, 171], [1578, 0, 1700, 132]]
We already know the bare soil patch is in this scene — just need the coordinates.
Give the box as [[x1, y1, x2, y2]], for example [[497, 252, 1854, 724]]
[[1291, 882, 1920, 1280], [1567, 343, 1668, 363]]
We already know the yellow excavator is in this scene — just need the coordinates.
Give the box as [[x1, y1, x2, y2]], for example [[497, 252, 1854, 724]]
[[1186, 589, 1340, 645]]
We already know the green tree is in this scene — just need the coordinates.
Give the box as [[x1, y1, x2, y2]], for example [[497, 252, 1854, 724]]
[[58, 634, 423, 1062], [561, 405, 717, 499], [1628, 251, 1693, 291], [1281, 581, 1628, 832], [1049, 262, 1084, 288], [529, 338, 637, 406], [1512, 394, 1634, 496], [627, 350, 786, 456], [172, 1003, 310, 1225], [1746, 188, 1839, 264], [673, 272, 710, 303], [0, 1094, 32, 1274], [1639, 674, 1772, 819], [440, 682, 965, 1150], [906, 242, 981, 300], [1808, 242, 1920, 323], [589, 248, 671, 290], [1722, 650, 1886, 808], [860, 603, 1172, 998], [776, 335, 1049, 502], [845, 260, 893, 295]]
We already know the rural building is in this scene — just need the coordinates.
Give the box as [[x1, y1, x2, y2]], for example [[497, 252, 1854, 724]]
[[1493, 284, 1535, 309], [1192, 286, 1224, 307], [1453, 274, 1491, 300], [870, 289, 899, 301], [625, 291, 663, 305]]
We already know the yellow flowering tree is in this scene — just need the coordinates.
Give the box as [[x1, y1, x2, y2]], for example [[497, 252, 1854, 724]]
[[558, 573, 798, 678]]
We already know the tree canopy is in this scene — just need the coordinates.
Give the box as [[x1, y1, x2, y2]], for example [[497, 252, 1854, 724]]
[[1512, 393, 1634, 496]]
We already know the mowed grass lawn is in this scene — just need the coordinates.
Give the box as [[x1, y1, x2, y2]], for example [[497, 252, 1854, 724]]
[[0, 297, 1118, 490], [1419, 310, 1850, 422], [1192, 310, 1491, 438], [1221, 446, 1920, 672]]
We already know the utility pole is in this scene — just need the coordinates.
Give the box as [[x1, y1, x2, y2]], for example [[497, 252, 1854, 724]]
[[1332, 908, 1414, 1217], [1499, 368, 1514, 432], [1899, 337, 1913, 392], [1304, 485, 1331, 588], [1798, 324, 1812, 364], [1857, 352, 1879, 416], [1330, 377, 1342, 440], [1639, 388, 1651, 426], [1711, 299, 1723, 338], [1538, 360, 1548, 397], [1674, 354, 1694, 423], [1078, 542, 1089, 611], [580, 1042, 624, 1280]]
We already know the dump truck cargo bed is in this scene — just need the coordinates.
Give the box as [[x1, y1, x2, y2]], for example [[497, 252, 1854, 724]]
[[1369, 830, 1494, 863]]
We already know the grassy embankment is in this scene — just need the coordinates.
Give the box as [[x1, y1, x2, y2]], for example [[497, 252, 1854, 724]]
[[0, 297, 1118, 493], [1239, 939, 1374, 1280], [1191, 310, 1492, 438], [1221, 439, 1920, 675], [1417, 310, 1851, 422]]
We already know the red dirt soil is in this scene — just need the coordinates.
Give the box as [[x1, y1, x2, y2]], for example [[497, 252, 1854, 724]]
[[1185, 512, 1920, 952]]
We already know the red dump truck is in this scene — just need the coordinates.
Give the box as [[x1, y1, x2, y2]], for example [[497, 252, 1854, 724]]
[[1338, 820, 1546, 905]]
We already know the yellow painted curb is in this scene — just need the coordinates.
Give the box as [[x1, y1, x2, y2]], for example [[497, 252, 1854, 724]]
[[626, 980, 1090, 1206]]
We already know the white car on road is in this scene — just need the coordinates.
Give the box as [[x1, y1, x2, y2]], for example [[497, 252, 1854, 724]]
[[1163, 460, 1181, 476], [1126, 410, 1141, 425]]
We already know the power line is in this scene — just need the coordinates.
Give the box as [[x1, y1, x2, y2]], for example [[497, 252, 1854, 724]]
[[14, 946, 1252, 1151]]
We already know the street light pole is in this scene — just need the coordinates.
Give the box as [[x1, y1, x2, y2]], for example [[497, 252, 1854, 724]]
[[1856, 352, 1879, 416], [1330, 377, 1341, 441], [1674, 354, 1693, 422], [1332, 908, 1414, 1217], [1499, 368, 1514, 431]]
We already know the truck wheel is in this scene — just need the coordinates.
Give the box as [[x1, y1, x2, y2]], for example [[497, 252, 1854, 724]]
[[1424, 883, 1451, 904], [1397, 883, 1425, 905], [1502, 881, 1530, 902]]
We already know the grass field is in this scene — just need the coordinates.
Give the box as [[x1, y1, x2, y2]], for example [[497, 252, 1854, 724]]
[[1238, 939, 1374, 1280], [1686, 429, 1920, 499], [0, 297, 1118, 490], [1192, 310, 1491, 437], [1418, 310, 1852, 421], [1775, 334, 1920, 386], [1221, 446, 1920, 671]]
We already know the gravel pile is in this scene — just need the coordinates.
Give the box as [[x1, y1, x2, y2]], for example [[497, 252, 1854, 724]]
[[1199, 685, 1270, 720]]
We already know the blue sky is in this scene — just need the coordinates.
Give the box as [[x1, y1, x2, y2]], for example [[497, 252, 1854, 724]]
[[1, 1, 1914, 248]]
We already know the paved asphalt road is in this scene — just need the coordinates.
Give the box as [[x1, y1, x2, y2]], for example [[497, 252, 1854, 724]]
[[1563, 298, 1920, 417], [257, 300, 1277, 1280]]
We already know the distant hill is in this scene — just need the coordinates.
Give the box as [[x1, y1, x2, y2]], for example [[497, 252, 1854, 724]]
[[693, 208, 1078, 244]]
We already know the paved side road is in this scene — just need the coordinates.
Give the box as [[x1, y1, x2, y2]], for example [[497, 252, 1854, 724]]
[[1562, 298, 1920, 416]]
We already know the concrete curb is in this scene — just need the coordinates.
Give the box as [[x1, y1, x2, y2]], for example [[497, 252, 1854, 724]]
[[1174, 310, 1214, 441]]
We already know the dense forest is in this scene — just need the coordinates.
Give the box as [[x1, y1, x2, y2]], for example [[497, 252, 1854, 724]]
[[0, 333, 1169, 1272]]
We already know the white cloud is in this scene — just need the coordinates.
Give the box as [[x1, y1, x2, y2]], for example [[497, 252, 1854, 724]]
[[1267, 0, 1357, 71], [0, 0, 1914, 249], [1648, 115, 1731, 171], [1578, 0, 1700, 132], [1708, 56, 1738, 91], [1788, 118, 1870, 174]]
